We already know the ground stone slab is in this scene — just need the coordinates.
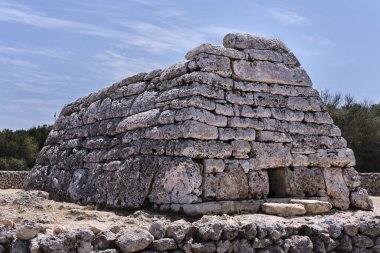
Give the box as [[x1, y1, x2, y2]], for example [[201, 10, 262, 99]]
[[289, 199, 332, 214], [261, 203, 306, 216]]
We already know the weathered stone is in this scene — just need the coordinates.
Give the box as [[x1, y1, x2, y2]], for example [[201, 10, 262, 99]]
[[115, 228, 154, 253], [241, 105, 271, 118], [204, 159, 225, 173], [287, 97, 324, 111], [175, 107, 227, 127], [16, 225, 39, 240], [216, 166, 249, 200], [226, 91, 254, 105], [203, 174, 218, 199], [186, 43, 245, 60], [149, 222, 166, 240], [94, 231, 117, 250], [215, 102, 234, 116], [192, 242, 216, 253], [160, 61, 188, 81], [232, 60, 312, 86], [254, 93, 287, 107], [289, 199, 332, 214], [189, 53, 232, 78], [234, 81, 270, 92], [116, 108, 160, 133], [323, 167, 350, 209], [342, 167, 361, 190], [251, 142, 292, 169], [149, 238, 177, 251], [248, 170, 269, 199], [166, 140, 232, 158], [270, 84, 318, 97], [223, 33, 290, 53], [360, 221, 380, 237], [149, 157, 202, 204], [178, 71, 234, 90], [304, 112, 333, 124], [350, 187, 373, 211], [231, 140, 251, 158], [256, 131, 292, 143], [352, 235, 374, 248], [219, 128, 255, 141], [165, 219, 191, 243], [271, 108, 304, 122], [244, 48, 283, 62], [181, 200, 261, 216], [285, 235, 313, 253], [261, 203, 306, 216], [308, 148, 355, 168], [229, 117, 264, 130]]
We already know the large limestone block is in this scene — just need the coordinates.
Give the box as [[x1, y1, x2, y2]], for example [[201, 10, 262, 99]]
[[188, 53, 232, 78], [175, 107, 227, 127], [342, 167, 361, 190], [289, 199, 332, 214], [216, 165, 249, 200], [269, 167, 326, 198], [166, 140, 232, 158], [261, 203, 306, 216], [160, 61, 188, 81], [232, 60, 312, 86], [181, 200, 262, 216], [116, 108, 160, 133], [149, 157, 202, 204], [248, 170, 269, 199], [223, 33, 290, 53], [177, 71, 233, 90], [323, 168, 350, 209], [251, 142, 292, 169], [308, 148, 356, 167], [185, 43, 245, 60]]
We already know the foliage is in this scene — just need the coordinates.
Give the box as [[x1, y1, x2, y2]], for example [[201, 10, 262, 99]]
[[0, 125, 52, 170], [321, 90, 380, 172]]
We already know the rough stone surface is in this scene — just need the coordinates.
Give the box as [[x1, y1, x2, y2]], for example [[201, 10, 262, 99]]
[[25, 32, 369, 214], [289, 199, 332, 214], [115, 228, 154, 252], [261, 203, 306, 216]]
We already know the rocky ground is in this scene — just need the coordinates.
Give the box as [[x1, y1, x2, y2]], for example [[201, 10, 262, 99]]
[[1, 189, 380, 252]]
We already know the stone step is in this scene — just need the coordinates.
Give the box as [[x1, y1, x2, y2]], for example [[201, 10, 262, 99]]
[[289, 199, 332, 214], [261, 203, 306, 216]]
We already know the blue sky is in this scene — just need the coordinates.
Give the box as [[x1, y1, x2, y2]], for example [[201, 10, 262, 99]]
[[0, 0, 379, 130]]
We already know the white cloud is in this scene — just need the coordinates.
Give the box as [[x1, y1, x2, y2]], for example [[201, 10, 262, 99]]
[[0, 45, 71, 59], [270, 9, 309, 25], [90, 50, 162, 81], [301, 35, 334, 47]]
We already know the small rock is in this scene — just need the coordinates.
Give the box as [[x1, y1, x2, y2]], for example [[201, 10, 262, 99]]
[[16, 225, 39, 240], [352, 234, 374, 248], [0, 219, 14, 228], [149, 222, 166, 240], [53, 225, 67, 234], [149, 238, 177, 251], [94, 231, 117, 250], [350, 188, 374, 210], [115, 228, 154, 253], [192, 242, 216, 253], [262, 203, 306, 216]]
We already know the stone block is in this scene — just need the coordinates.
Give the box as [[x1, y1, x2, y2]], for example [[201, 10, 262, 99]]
[[256, 131, 292, 143], [149, 157, 202, 204], [216, 166, 249, 200], [323, 167, 350, 209], [203, 159, 225, 173], [219, 128, 256, 141], [160, 61, 188, 81], [287, 97, 324, 112], [251, 142, 292, 169], [232, 60, 312, 86], [226, 91, 254, 105], [342, 167, 361, 190], [175, 107, 227, 127], [270, 84, 318, 97], [185, 43, 245, 60], [234, 81, 270, 93], [304, 112, 334, 124], [189, 53, 232, 78], [231, 140, 251, 158], [177, 71, 233, 90], [166, 140, 232, 158], [229, 117, 264, 130], [223, 33, 290, 53], [116, 108, 160, 133], [254, 93, 287, 107], [181, 200, 262, 216], [241, 106, 271, 118], [203, 174, 218, 199], [261, 203, 306, 216], [248, 170, 269, 199], [215, 103, 234, 116], [289, 199, 332, 214], [244, 48, 283, 62], [271, 108, 304, 122]]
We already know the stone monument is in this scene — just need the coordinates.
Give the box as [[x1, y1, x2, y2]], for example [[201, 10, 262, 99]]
[[25, 33, 372, 215]]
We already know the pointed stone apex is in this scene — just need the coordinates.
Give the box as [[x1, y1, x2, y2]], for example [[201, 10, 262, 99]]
[[223, 33, 290, 53]]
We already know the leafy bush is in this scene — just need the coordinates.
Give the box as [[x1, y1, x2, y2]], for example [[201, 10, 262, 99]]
[[0, 125, 52, 171], [0, 157, 28, 171]]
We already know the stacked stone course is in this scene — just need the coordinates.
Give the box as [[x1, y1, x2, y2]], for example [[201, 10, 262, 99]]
[[26, 33, 372, 213], [0, 171, 28, 189]]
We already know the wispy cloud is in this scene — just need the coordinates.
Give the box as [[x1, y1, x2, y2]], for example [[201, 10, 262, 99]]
[[90, 50, 162, 81], [270, 9, 309, 25], [301, 35, 334, 47], [0, 45, 71, 59]]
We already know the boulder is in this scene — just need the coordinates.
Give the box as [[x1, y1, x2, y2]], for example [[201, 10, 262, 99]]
[[115, 228, 153, 253]]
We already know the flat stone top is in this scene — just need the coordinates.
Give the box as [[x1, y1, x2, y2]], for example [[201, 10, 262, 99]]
[[223, 33, 290, 53]]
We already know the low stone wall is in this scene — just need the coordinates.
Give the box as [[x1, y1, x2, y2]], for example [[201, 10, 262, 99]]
[[0, 171, 28, 189], [361, 173, 380, 196]]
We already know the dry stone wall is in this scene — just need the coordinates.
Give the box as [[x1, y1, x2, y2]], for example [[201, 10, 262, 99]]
[[25, 33, 371, 213], [361, 173, 380, 196], [0, 171, 28, 189]]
